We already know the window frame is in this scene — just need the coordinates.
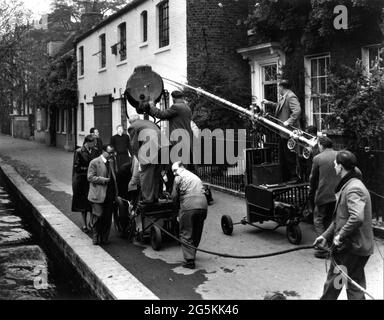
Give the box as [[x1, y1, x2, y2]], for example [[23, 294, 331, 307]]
[[158, 0, 169, 48], [261, 63, 279, 103], [118, 22, 127, 61], [78, 46, 84, 76], [304, 53, 331, 130], [80, 103, 85, 132], [99, 33, 106, 69], [141, 11, 148, 43], [362, 44, 384, 76]]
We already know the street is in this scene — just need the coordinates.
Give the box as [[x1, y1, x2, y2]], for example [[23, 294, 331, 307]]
[[0, 134, 383, 300]]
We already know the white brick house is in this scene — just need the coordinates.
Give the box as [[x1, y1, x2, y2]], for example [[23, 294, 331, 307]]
[[75, 0, 188, 146]]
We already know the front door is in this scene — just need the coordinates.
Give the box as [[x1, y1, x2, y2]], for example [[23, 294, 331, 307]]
[[93, 95, 112, 145]]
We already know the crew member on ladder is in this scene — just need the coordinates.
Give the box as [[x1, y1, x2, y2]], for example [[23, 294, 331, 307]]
[[262, 80, 302, 181], [146, 91, 193, 191]]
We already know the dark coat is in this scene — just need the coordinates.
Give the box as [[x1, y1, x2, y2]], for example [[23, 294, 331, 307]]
[[110, 134, 132, 169], [94, 137, 103, 157], [323, 177, 374, 256], [309, 148, 340, 206], [149, 102, 193, 146], [71, 146, 97, 212], [128, 119, 168, 164]]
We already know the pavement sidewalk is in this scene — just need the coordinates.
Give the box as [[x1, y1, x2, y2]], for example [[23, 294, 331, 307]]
[[1, 134, 383, 300]]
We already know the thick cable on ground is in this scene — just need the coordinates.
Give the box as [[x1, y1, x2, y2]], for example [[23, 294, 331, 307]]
[[146, 217, 314, 259]]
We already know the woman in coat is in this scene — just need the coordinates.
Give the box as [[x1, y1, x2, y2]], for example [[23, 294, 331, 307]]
[[72, 135, 97, 232]]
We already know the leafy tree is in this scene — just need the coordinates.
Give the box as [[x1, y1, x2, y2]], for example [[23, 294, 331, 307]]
[[324, 60, 384, 149], [50, 0, 128, 23]]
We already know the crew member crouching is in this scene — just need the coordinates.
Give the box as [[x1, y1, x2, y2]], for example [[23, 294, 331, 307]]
[[171, 161, 208, 269]]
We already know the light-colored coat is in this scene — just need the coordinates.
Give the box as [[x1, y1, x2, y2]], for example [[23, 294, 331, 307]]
[[275, 90, 301, 128], [87, 156, 116, 204], [323, 177, 374, 256]]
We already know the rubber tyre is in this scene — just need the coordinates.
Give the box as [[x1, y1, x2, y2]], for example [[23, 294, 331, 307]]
[[221, 215, 233, 236], [151, 225, 162, 251], [286, 224, 302, 245]]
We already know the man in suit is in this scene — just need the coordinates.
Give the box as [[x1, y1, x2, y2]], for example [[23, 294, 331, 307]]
[[314, 150, 374, 300], [263, 80, 302, 181], [87, 144, 117, 245], [309, 136, 340, 258], [127, 115, 168, 203]]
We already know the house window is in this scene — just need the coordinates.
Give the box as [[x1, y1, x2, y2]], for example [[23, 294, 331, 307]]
[[99, 33, 106, 68], [118, 22, 126, 61], [158, 1, 169, 48], [305, 54, 331, 130], [141, 11, 148, 42], [262, 64, 278, 103], [362, 45, 384, 74], [78, 46, 84, 76], [80, 103, 84, 132]]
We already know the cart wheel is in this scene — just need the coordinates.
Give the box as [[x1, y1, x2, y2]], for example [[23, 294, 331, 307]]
[[286, 224, 302, 245], [151, 225, 162, 251], [221, 215, 233, 235]]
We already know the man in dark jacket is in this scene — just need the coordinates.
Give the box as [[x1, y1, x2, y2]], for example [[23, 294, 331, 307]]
[[314, 150, 374, 300], [127, 115, 168, 203], [110, 125, 132, 199], [90, 127, 103, 156], [147, 91, 193, 191], [263, 80, 302, 181], [309, 136, 340, 258]]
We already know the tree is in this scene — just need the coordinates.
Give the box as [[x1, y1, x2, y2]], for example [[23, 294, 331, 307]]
[[324, 60, 384, 149], [0, 0, 32, 133], [50, 0, 128, 24]]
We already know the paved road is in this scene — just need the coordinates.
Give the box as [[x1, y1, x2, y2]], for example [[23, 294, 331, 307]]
[[1, 134, 383, 300]]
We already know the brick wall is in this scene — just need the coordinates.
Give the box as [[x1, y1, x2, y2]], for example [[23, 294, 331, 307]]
[[186, 0, 251, 95]]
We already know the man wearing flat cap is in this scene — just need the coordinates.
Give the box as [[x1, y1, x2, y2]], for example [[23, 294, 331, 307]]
[[262, 80, 302, 181], [147, 90, 193, 191]]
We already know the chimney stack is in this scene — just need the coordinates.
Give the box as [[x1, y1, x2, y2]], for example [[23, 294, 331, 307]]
[[80, 1, 103, 31]]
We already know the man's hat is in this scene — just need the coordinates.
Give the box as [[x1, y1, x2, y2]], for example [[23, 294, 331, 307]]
[[171, 90, 184, 99]]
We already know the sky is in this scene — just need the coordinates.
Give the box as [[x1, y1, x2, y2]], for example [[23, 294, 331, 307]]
[[21, 0, 52, 19]]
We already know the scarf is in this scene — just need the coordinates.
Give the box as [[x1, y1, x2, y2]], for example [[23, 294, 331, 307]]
[[334, 168, 361, 193]]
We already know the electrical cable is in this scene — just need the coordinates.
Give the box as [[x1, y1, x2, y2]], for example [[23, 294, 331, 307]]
[[145, 216, 314, 259]]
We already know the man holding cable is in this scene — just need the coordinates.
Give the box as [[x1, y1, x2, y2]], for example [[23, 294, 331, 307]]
[[313, 150, 374, 300], [171, 161, 208, 269]]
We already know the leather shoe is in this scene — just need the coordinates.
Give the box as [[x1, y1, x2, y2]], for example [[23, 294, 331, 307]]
[[182, 260, 195, 269], [92, 233, 100, 245]]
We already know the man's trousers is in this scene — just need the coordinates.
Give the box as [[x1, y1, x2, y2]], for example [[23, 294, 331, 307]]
[[320, 251, 370, 300], [179, 209, 207, 262], [91, 200, 114, 244], [140, 163, 162, 203], [314, 201, 335, 236]]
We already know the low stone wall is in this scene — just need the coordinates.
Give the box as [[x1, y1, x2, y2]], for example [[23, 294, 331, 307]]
[[0, 160, 158, 300]]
